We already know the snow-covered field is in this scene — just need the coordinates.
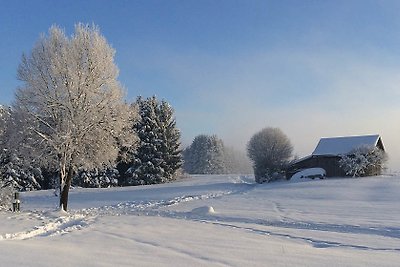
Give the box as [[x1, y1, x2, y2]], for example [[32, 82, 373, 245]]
[[0, 175, 399, 266]]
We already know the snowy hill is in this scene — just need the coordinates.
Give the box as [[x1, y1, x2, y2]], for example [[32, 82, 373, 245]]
[[0, 175, 399, 266]]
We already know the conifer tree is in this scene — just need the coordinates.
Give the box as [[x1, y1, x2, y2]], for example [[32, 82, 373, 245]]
[[0, 106, 43, 191], [183, 134, 226, 174], [156, 100, 183, 180], [125, 96, 182, 185], [73, 167, 119, 188]]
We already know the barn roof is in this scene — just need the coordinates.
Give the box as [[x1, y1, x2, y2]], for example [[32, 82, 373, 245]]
[[312, 134, 384, 156]]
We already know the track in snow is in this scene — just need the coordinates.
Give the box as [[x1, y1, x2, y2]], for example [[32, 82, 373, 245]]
[[0, 182, 255, 241], [0, 213, 88, 240], [3, 178, 398, 253]]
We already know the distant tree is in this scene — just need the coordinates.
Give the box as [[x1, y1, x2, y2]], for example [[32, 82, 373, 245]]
[[73, 167, 119, 188], [183, 134, 226, 174], [124, 96, 182, 185], [13, 24, 137, 210], [223, 146, 253, 174], [339, 145, 387, 177], [247, 127, 293, 183]]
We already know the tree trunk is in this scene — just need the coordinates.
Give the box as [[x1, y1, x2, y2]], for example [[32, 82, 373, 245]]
[[60, 165, 74, 211]]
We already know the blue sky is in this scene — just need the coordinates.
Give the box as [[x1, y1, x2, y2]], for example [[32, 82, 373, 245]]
[[1, 0, 400, 170]]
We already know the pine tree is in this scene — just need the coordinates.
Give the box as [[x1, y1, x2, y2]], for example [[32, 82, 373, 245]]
[[125, 96, 182, 185], [183, 134, 226, 174], [156, 100, 183, 180], [0, 177, 13, 211], [73, 167, 119, 188], [0, 106, 42, 191], [0, 106, 10, 180], [1, 155, 42, 191]]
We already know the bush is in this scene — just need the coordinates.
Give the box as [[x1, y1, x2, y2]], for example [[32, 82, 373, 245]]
[[247, 127, 293, 183], [339, 145, 387, 177]]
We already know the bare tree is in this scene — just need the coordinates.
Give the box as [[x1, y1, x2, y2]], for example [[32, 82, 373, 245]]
[[14, 24, 137, 210], [247, 127, 293, 183]]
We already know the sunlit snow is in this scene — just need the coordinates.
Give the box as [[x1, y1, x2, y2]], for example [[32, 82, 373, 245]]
[[0, 175, 399, 266]]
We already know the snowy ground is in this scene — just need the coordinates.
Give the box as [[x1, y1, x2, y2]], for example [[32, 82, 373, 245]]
[[0, 175, 399, 266]]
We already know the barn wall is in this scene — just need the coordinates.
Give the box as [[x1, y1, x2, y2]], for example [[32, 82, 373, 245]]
[[288, 156, 346, 177]]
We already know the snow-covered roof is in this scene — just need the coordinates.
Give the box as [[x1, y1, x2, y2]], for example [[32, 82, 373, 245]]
[[312, 134, 383, 156]]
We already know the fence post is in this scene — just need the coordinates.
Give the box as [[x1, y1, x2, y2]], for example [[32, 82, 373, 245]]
[[12, 192, 20, 212]]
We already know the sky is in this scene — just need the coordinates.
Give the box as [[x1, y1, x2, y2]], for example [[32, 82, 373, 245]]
[[1, 0, 400, 170]]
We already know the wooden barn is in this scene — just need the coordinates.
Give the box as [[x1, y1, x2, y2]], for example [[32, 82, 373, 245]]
[[288, 134, 385, 178]]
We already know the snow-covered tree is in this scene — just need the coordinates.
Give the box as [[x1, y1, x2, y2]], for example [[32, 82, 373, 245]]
[[0, 178, 13, 211], [1, 155, 42, 191], [124, 96, 182, 185], [0, 105, 11, 177], [0, 105, 11, 162], [183, 134, 226, 174], [155, 99, 183, 180], [339, 145, 387, 177], [13, 24, 137, 210], [247, 127, 293, 183], [0, 105, 10, 138], [74, 167, 119, 188], [0, 106, 15, 209], [0, 106, 43, 191]]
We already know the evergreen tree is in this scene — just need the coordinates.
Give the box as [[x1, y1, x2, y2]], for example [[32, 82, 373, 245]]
[[0, 177, 13, 211], [124, 96, 182, 185], [156, 100, 183, 180], [1, 155, 42, 191], [183, 134, 226, 174], [0, 106, 11, 179], [0, 106, 42, 191], [73, 167, 119, 188]]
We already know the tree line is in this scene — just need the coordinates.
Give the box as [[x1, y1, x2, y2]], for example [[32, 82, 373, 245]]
[[1, 101, 253, 192], [0, 24, 184, 210], [0, 24, 387, 211], [0, 24, 251, 210], [183, 134, 252, 175]]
